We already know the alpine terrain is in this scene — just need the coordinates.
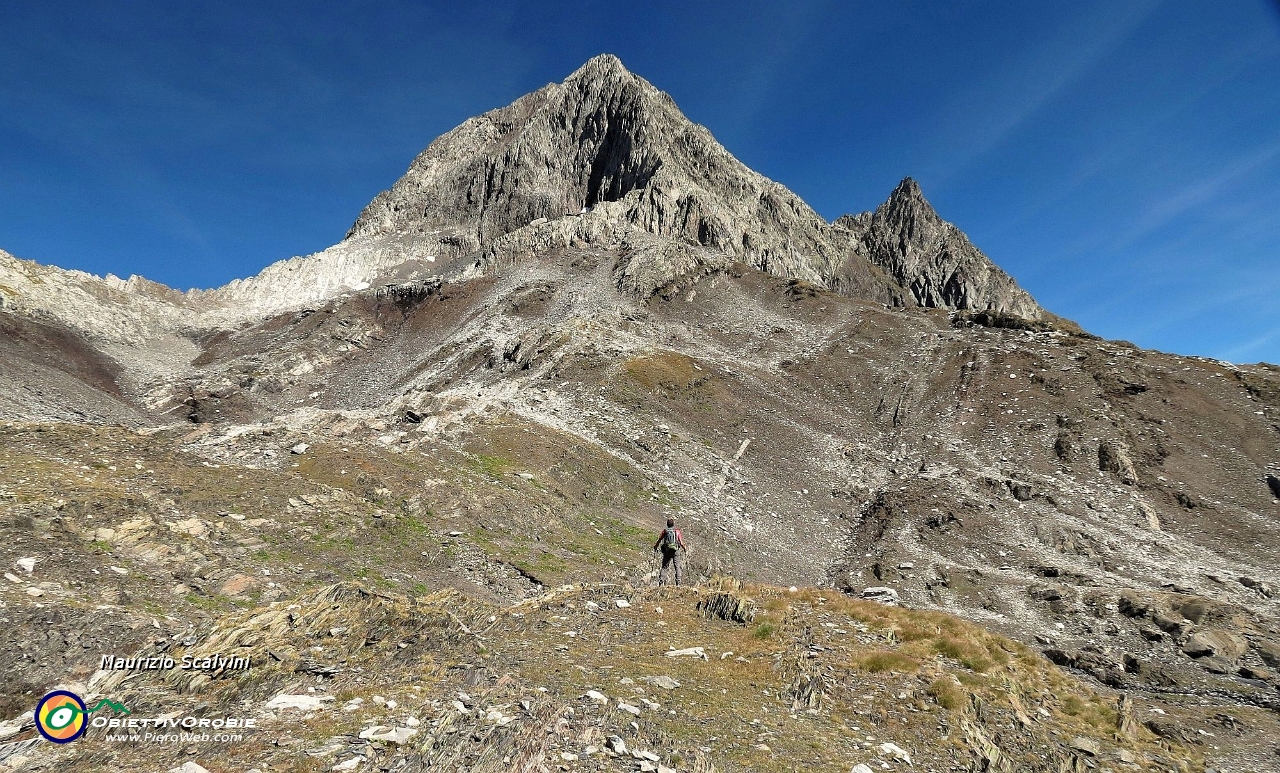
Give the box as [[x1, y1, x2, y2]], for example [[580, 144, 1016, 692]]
[[1, 55, 1278, 773]]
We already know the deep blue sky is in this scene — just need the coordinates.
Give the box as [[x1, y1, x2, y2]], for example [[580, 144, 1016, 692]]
[[2, 2, 1278, 363]]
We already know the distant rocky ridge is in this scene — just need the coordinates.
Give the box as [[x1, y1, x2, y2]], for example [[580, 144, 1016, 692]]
[[346, 54, 1040, 318], [836, 178, 1041, 319], [0, 54, 1044, 344]]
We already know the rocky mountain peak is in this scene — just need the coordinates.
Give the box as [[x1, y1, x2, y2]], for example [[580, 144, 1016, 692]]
[[341, 55, 915, 304], [878, 175, 943, 231], [884, 176, 932, 213], [337, 56, 1044, 317], [342, 54, 673, 247], [0, 56, 1046, 336], [565, 52, 631, 81], [890, 175, 924, 199], [837, 177, 1043, 319]]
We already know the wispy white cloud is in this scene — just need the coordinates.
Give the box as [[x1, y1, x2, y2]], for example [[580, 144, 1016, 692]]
[[1224, 325, 1280, 364], [1110, 139, 1280, 250], [989, 34, 1278, 238], [928, 1, 1164, 187]]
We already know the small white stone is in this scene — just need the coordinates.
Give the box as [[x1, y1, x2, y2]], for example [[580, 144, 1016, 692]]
[[359, 726, 418, 744], [665, 646, 706, 659], [264, 693, 333, 711], [878, 742, 912, 766]]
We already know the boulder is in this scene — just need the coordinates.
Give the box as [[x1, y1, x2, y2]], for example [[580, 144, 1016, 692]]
[[877, 742, 912, 765], [1028, 585, 1065, 602], [1153, 614, 1187, 636], [1181, 630, 1247, 661], [220, 573, 258, 597], [1239, 576, 1275, 598], [1098, 442, 1137, 485], [1253, 639, 1280, 668], [697, 592, 756, 623], [265, 693, 333, 711], [665, 646, 708, 659], [1007, 480, 1034, 501], [861, 586, 899, 606], [359, 726, 418, 744], [1238, 665, 1274, 681]]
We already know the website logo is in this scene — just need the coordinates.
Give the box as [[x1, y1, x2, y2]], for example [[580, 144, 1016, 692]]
[[34, 690, 130, 744]]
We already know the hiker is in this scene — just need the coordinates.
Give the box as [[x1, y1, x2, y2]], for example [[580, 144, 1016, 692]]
[[653, 518, 687, 586]]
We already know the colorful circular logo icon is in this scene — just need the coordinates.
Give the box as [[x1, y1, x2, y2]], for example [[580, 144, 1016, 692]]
[[34, 690, 87, 743]]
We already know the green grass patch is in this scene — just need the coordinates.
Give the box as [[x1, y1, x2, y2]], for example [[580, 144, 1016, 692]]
[[927, 677, 967, 710], [470, 453, 511, 480], [856, 649, 921, 673]]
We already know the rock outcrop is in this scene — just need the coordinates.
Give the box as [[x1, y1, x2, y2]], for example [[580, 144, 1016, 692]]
[[2, 55, 1044, 337], [344, 54, 1035, 314], [835, 178, 1042, 318]]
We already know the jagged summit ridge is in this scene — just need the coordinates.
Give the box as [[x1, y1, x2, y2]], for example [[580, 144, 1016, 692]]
[[344, 51, 905, 301], [836, 178, 1041, 318], [2, 54, 1044, 338], [345, 54, 1040, 317], [346, 52, 666, 244]]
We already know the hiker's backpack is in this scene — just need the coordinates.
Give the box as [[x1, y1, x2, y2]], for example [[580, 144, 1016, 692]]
[[661, 527, 680, 550]]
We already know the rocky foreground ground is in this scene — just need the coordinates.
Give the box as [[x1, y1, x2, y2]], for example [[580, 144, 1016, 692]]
[[0, 571, 1224, 773], [0, 417, 1276, 772]]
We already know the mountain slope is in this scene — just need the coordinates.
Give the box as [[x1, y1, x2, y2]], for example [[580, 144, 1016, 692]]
[[2, 54, 1279, 772]]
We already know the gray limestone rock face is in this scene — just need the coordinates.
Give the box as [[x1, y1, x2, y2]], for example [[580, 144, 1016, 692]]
[[1, 54, 1045, 346], [834, 178, 1042, 319], [344, 55, 1035, 315]]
